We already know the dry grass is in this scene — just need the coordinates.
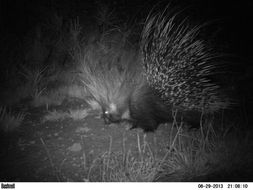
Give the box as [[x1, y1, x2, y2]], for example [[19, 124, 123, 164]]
[[20, 65, 48, 99], [83, 114, 247, 182], [0, 107, 26, 132], [95, 1, 119, 33], [30, 84, 87, 108], [86, 134, 158, 182], [31, 90, 65, 107]]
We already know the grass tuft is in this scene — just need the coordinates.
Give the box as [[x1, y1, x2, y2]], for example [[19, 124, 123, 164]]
[[0, 107, 26, 132]]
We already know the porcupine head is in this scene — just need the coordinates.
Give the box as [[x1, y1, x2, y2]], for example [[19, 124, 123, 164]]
[[98, 70, 155, 129], [98, 76, 136, 125]]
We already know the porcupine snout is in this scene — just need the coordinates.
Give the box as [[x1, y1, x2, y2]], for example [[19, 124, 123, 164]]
[[102, 103, 119, 124], [102, 102, 130, 124]]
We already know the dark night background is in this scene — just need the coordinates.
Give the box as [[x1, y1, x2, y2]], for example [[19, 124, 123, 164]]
[[1, 0, 253, 55], [1, 0, 253, 95], [0, 0, 253, 182]]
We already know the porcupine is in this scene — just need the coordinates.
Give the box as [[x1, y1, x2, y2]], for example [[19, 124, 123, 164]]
[[102, 9, 229, 132]]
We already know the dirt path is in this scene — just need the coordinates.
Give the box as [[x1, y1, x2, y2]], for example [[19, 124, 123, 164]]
[[0, 100, 172, 181], [1, 99, 253, 182]]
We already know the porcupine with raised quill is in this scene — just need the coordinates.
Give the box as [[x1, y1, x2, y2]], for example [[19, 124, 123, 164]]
[[103, 9, 229, 132]]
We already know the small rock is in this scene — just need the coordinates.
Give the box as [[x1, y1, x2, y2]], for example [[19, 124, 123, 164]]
[[68, 143, 82, 152], [75, 126, 90, 133], [29, 140, 36, 144]]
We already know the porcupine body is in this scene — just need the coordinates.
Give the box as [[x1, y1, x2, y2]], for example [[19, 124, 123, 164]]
[[103, 81, 174, 132], [102, 9, 228, 132]]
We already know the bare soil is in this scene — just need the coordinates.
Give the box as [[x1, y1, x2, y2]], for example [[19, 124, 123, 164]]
[[0, 99, 172, 182]]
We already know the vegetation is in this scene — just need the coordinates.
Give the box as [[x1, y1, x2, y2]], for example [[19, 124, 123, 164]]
[[0, 107, 26, 132]]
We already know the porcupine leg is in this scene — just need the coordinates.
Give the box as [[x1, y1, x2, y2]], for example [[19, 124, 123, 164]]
[[130, 122, 138, 130], [182, 111, 202, 129], [129, 117, 159, 132]]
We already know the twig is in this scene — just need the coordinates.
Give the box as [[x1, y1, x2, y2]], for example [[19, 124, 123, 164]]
[[40, 137, 61, 181]]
